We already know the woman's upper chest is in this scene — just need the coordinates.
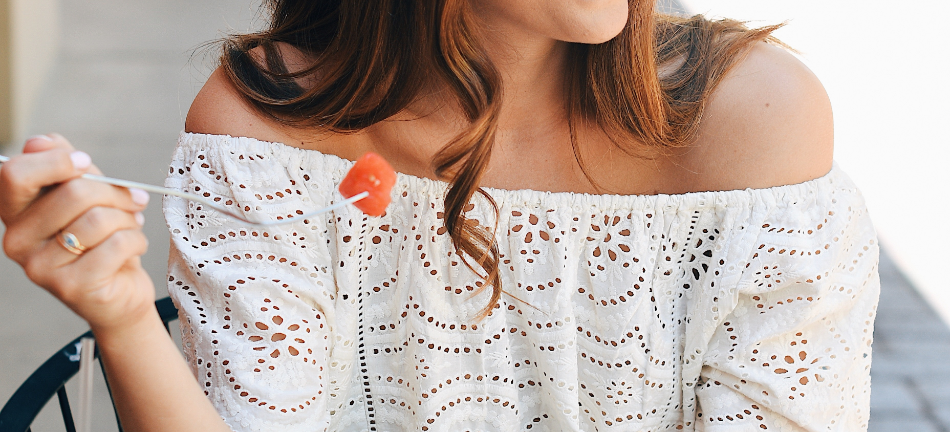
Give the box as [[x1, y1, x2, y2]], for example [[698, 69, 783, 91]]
[[265, 116, 711, 197]]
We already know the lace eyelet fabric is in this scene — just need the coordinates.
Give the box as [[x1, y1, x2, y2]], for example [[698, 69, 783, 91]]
[[164, 132, 879, 432]]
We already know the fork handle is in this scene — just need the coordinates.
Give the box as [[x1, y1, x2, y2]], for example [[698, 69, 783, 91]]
[[82, 173, 369, 227], [81, 173, 239, 215], [1, 154, 370, 226]]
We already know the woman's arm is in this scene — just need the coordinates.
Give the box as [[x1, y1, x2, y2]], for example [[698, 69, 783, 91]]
[[683, 43, 876, 430], [0, 135, 230, 432], [95, 307, 231, 432]]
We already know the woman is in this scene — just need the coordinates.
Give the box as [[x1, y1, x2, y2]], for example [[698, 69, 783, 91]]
[[0, 0, 878, 430]]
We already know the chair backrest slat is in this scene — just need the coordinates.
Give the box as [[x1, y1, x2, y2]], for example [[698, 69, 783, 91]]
[[56, 387, 77, 432], [98, 359, 123, 432]]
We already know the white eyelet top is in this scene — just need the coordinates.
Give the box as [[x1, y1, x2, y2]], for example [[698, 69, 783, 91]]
[[164, 132, 879, 432]]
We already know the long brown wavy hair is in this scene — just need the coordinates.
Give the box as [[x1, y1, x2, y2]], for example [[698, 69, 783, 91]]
[[221, 0, 780, 316]]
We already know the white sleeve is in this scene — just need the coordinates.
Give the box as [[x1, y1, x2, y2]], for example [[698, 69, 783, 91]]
[[695, 185, 880, 431], [164, 142, 340, 432]]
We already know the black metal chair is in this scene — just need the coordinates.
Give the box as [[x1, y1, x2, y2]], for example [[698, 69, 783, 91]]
[[0, 297, 178, 432]]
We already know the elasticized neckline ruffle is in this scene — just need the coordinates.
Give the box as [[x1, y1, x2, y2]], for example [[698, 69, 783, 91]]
[[178, 131, 851, 213]]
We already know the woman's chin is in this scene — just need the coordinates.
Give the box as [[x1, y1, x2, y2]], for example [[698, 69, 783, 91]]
[[573, 29, 625, 45], [557, 8, 629, 44], [561, 22, 627, 45]]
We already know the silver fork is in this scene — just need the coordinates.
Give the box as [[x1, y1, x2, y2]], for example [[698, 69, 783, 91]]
[[0, 154, 369, 227]]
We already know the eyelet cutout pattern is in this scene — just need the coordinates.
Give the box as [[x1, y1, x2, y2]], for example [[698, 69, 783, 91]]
[[164, 132, 879, 431]]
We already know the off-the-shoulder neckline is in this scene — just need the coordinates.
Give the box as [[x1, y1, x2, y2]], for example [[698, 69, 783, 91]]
[[178, 131, 847, 206]]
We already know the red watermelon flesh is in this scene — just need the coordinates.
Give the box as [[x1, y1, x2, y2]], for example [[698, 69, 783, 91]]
[[338, 152, 397, 216]]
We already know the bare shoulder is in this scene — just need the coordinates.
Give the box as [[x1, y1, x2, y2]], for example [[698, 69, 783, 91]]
[[185, 43, 328, 147], [185, 66, 289, 143], [674, 41, 834, 191]]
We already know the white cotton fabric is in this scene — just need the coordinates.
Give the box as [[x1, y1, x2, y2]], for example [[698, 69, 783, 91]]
[[164, 132, 879, 432]]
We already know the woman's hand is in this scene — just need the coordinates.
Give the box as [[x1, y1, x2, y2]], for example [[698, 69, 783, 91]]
[[0, 134, 155, 334], [2, 135, 232, 432]]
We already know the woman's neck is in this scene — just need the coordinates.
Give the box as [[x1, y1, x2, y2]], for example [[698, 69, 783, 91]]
[[405, 15, 573, 146], [367, 12, 643, 194], [489, 39, 571, 135]]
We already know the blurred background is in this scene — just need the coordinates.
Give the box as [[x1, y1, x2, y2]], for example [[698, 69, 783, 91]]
[[0, 0, 946, 431]]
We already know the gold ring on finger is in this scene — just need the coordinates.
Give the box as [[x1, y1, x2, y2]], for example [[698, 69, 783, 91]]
[[56, 231, 87, 255]]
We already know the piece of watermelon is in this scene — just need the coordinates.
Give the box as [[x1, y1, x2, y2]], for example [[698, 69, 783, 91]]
[[338, 152, 397, 216]]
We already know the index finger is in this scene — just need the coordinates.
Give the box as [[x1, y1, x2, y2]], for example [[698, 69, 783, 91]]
[[0, 147, 92, 221]]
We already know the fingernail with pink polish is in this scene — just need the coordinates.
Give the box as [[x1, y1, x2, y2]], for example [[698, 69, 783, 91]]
[[135, 212, 145, 226], [129, 188, 150, 206], [27, 135, 52, 142], [70, 151, 91, 170]]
